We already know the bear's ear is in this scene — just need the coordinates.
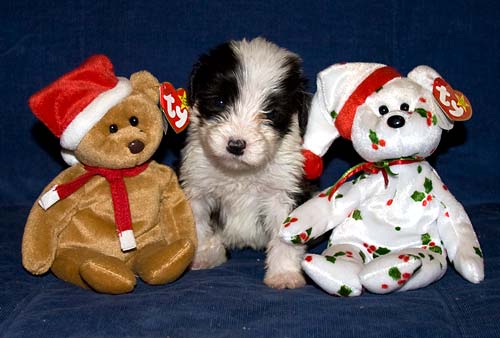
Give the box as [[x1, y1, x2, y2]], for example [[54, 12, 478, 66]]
[[130, 71, 160, 103], [407, 65, 442, 93], [408, 65, 454, 130]]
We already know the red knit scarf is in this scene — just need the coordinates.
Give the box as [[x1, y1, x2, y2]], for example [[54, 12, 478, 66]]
[[39, 162, 149, 251]]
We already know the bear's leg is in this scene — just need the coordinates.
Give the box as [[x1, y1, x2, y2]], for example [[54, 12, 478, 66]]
[[302, 244, 364, 297], [359, 248, 446, 294], [133, 238, 195, 285], [52, 248, 136, 294]]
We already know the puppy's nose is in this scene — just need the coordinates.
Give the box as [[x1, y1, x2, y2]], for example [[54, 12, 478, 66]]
[[226, 138, 246, 156], [387, 115, 405, 129], [128, 140, 145, 154]]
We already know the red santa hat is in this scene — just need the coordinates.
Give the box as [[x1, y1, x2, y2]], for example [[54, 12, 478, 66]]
[[303, 63, 401, 179], [29, 55, 132, 165]]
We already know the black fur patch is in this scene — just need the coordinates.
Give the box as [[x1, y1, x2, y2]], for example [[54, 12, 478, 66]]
[[263, 55, 309, 137], [189, 43, 239, 121]]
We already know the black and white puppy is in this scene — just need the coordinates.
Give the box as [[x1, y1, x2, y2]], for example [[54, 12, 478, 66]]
[[180, 37, 310, 288]]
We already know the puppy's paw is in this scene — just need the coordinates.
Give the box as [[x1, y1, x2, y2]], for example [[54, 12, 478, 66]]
[[191, 237, 227, 270], [264, 270, 306, 289]]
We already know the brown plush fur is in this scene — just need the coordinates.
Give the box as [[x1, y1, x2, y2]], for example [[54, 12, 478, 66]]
[[22, 71, 197, 294]]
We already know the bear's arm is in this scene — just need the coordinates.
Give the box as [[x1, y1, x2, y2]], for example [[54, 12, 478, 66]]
[[22, 164, 86, 275], [280, 180, 361, 244], [154, 163, 197, 249], [430, 168, 484, 283]]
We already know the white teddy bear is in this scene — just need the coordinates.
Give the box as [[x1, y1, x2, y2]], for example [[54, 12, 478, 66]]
[[281, 63, 484, 296]]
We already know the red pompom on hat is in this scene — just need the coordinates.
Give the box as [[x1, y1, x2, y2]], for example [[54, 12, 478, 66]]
[[302, 63, 401, 179], [29, 55, 132, 164]]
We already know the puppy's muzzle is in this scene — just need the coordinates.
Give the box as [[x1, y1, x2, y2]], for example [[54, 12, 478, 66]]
[[226, 138, 246, 156]]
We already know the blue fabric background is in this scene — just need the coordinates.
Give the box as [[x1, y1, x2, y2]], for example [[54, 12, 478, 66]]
[[1, 1, 499, 337]]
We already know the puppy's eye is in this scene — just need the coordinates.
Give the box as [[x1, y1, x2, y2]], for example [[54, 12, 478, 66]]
[[379, 105, 389, 115], [400, 103, 409, 111], [109, 124, 118, 133], [129, 116, 139, 126], [265, 110, 277, 120], [212, 97, 226, 109]]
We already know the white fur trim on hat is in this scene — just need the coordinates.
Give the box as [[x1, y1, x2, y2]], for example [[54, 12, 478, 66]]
[[303, 90, 340, 157], [60, 77, 132, 150]]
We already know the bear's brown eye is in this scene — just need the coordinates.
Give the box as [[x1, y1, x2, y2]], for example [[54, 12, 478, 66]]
[[379, 105, 389, 115], [109, 124, 118, 133], [129, 116, 139, 126], [400, 103, 410, 111]]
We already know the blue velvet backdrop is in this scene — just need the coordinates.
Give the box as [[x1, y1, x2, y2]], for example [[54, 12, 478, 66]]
[[1, 1, 499, 337]]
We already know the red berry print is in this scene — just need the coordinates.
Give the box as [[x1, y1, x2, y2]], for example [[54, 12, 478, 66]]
[[445, 211, 450, 217], [427, 118, 432, 126], [419, 97, 427, 103], [299, 232, 308, 241], [429, 242, 435, 247], [346, 251, 353, 258], [397, 280, 405, 285], [422, 200, 428, 207], [372, 143, 379, 150], [283, 217, 298, 228], [363, 243, 369, 248], [402, 273, 411, 279], [379, 139, 386, 147], [305, 255, 313, 262], [386, 199, 393, 206], [426, 195, 433, 201], [399, 255, 410, 262], [443, 185, 448, 191], [381, 284, 388, 289]]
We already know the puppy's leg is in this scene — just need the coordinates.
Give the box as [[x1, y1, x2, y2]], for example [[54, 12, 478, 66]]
[[189, 196, 227, 270], [263, 196, 306, 289]]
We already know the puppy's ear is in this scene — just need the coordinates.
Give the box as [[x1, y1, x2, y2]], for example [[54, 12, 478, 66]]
[[188, 60, 202, 107], [297, 91, 312, 137]]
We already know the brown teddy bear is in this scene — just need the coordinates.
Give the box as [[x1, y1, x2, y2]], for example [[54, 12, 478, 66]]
[[22, 55, 197, 294]]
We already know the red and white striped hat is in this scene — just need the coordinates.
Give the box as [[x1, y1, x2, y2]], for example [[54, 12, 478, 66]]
[[303, 63, 401, 179], [29, 55, 132, 164]]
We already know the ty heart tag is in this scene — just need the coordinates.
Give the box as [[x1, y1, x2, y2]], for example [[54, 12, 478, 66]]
[[432, 77, 472, 122], [159, 82, 190, 133]]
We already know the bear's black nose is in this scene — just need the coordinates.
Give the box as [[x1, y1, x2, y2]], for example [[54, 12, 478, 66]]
[[387, 115, 405, 129], [226, 138, 246, 156], [128, 140, 145, 154]]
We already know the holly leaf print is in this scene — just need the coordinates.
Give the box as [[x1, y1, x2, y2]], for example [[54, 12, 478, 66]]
[[338, 285, 352, 297], [352, 209, 363, 220], [330, 110, 338, 119], [369, 129, 379, 144], [421, 233, 431, 245], [359, 251, 366, 263], [474, 247, 483, 258], [388, 267, 402, 281], [429, 246, 443, 255], [415, 108, 428, 118], [375, 247, 391, 255], [424, 177, 433, 194], [326, 255, 337, 264], [411, 191, 426, 202]]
